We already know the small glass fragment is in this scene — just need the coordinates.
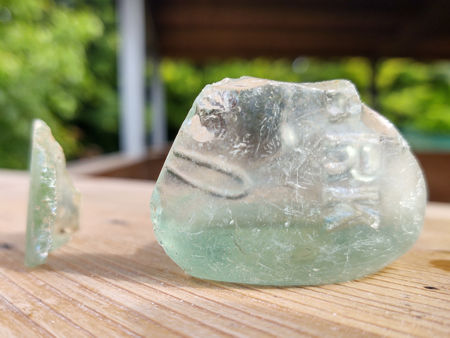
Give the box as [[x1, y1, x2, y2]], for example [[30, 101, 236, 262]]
[[151, 77, 427, 286], [25, 119, 80, 267]]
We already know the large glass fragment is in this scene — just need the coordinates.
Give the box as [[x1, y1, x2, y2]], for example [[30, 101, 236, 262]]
[[25, 119, 80, 267], [151, 77, 426, 285]]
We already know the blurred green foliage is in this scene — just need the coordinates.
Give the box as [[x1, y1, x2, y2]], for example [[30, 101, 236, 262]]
[[0, 0, 449, 169], [377, 59, 450, 134], [161, 58, 374, 133], [161, 58, 450, 137], [0, 0, 117, 169]]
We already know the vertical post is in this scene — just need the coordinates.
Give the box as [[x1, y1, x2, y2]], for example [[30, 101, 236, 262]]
[[150, 56, 167, 148], [118, 0, 146, 157]]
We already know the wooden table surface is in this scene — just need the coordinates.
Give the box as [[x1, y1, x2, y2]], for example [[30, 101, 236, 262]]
[[0, 170, 449, 337]]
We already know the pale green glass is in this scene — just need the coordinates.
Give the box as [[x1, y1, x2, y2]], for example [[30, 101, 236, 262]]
[[151, 77, 426, 286], [25, 119, 80, 267]]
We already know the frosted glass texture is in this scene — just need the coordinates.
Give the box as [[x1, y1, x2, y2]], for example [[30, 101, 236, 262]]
[[151, 77, 426, 285]]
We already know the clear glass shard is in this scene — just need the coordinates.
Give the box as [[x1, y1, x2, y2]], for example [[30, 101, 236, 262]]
[[151, 77, 427, 286], [25, 119, 80, 267]]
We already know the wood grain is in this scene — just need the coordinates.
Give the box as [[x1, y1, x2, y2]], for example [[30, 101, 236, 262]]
[[0, 170, 449, 337], [147, 0, 450, 59]]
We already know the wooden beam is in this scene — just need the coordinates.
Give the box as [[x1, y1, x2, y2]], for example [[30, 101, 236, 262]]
[[147, 0, 450, 60], [156, 29, 450, 59]]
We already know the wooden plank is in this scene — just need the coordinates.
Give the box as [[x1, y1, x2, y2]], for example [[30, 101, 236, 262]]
[[0, 170, 449, 337], [416, 153, 450, 203], [68, 145, 171, 181], [156, 6, 401, 31], [147, 0, 450, 59], [156, 28, 450, 59]]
